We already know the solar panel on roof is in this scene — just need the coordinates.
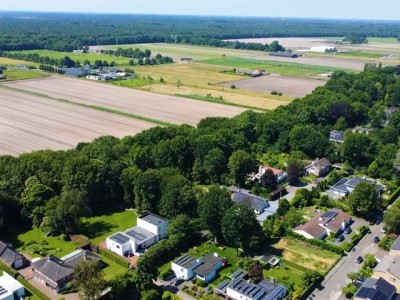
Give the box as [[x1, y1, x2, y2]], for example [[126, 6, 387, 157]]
[[0, 286, 7, 295], [321, 211, 337, 219], [264, 286, 285, 300], [110, 233, 129, 244]]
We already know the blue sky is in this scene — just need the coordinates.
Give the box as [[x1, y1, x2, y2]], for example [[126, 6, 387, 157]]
[[1, 0, 400, 20]]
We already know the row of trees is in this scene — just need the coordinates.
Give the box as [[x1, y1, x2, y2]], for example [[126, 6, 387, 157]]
[[39, 64, 65, 74], [1, 13, 400, 51]]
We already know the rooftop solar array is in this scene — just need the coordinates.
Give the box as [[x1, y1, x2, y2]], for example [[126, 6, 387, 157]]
[[124, 227, 155, 243], [0, 285, 7, 296], [174, 254, 198, 268], [140, 213, 167, 226], [321, 211, 338, 219], [109, 233, 130, 244]]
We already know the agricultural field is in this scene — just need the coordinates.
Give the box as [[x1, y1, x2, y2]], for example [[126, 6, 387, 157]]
[[220, 74, 326, 98], [4, 77, 247, 126], [0, 85, 155, 155], [0, 57, 39, 67], [1, 68, 49, 81]]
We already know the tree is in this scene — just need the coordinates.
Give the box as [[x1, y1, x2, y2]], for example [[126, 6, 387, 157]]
[[286, 159, 304, 185], [285, 207, 304, 227], [168, 214, 198, 249], [341, 133, 377, 167], [347, 272, 358, 284], [198, 186, 232, 242], [276, 199, 290, 216], [301, 270, 323, 288], [348, 182, 378, 218], [384, 200, 400, 233], [44, 189, 91, 235], [228, 150, 257, 187], [141, 289, 161, 300], [74, 260, 106, 300], [259, 169, 277, 191], [248, 263, 263, 283], [222, 205, 264, 253], [134, 256, 157, 291]]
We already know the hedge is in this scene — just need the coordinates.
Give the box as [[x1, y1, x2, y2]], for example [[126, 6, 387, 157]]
[[383, 187, 400, 207], [286, 232, 344, 255], [98, 248, 130, 268]]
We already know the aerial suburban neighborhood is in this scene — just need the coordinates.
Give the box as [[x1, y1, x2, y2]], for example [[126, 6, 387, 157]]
[[1, 2, 400, 300]]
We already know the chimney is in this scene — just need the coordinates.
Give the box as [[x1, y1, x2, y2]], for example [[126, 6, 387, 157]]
[[214, 252, 219, 258], [270, 277, 275, 283]]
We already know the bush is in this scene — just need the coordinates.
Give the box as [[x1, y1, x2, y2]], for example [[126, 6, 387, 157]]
[[98, 248, 129, 268], [159, 268, 174, 280], [195, 279, 208, 287], [230, 84, 236, 89], [378, 236, 395, 251], [271, 91, 278, 95]]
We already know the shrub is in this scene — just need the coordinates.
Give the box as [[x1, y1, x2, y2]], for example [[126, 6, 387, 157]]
[[271, 91, 278, 95], [195, 279, 208, 287], [98, 248, 129, 268], [230, 84, 236, 89], [378, 236, 395, 251]]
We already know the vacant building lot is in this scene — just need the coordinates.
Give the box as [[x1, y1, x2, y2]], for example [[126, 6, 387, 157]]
[[0, 87, 155, 155], [4, 77, 246, 126], [221, 74, 326, 97]]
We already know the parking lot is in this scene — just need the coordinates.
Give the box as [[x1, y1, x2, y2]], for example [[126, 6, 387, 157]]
[[331, 217, 369, 246]]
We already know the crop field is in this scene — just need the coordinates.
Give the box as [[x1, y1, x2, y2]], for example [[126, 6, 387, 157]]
[[221, 74, 326, 98], [0, 86, 155, 155], [3, 77, 246, 126], [2, 68, 49, 81], [0, 57, 39, 66]]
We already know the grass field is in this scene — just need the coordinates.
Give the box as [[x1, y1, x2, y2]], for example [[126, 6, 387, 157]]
[[0, 57, 39, 66], [2, 69, 48, 81], [82, 210, 138, 244], [112, 77, 155, 88], [336, 51, 385, 59], [10, 50, 132, 65], [203, 57, 343, 76], [98, 253, 128, 280], [272, 238, 340, 272], [263, 263, 305, 291], [367, 37, 400, 43]]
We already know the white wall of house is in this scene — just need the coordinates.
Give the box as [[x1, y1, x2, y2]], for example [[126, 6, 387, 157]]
[[171, 260, 202, 280], [106, 238, 130, 256], [137, 218, 169, 240], [0, 272, 25, 300], [226, 288, 254, 300], [293, 229, 327, 240]]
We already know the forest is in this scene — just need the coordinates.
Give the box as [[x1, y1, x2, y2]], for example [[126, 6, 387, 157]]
[[2, 64, 400, 241], [1, 12, 400, 51]]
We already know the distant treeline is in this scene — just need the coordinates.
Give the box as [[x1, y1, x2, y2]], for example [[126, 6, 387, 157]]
[[1, 12, 400, 51], [101, 48, 174, 64]]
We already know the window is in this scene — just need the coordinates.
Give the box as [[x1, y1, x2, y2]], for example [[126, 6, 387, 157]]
[[116, 245, 120, 249], [181, 268, 184, 272]]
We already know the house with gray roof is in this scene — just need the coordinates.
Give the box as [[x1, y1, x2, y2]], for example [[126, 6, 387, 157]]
[[214, 270, 287, 300], [171, 254, 201, 280], [193, 253, 223, 283], [354, 277, 397, 300], [106, 212, 169, 257], [230, 187, 278, 224], [372, 255, 400, 292], [0, 241, 24, 269], [329, 130, 345, 143], [32, 249, 100, 293], [390, 236, 400, 256], [327, 176, 384, 199], [305, 158, 331, 177]]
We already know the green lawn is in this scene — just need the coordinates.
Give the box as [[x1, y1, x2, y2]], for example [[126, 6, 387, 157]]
[[263, 264, 305, 291], [82, 210, 138, 244], [367, 37, 400, 43], [336, 51, 384, 59], [98, 254, 128, 281], [2, 69, 49, 81], [16, 228, 77, 257], [203, 57, 344, 76], [112, 77, 154, 88]]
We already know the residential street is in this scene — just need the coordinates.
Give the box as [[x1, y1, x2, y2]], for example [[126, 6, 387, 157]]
[[310, 221, 385, 300]]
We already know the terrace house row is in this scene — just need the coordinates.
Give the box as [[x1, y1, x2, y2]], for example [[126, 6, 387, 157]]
[[106, 212, 169, 257]]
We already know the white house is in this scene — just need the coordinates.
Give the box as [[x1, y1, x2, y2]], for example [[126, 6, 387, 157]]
[[106, 212, 169, 257], [193, 253, 223, 283], [0, 271, 25, 300], [171, 254, 202, 280], [256, 165, 287, 184]]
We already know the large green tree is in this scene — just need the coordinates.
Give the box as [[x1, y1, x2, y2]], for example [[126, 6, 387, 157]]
[[228, 150, 257, 187], [134, 256, 157, 291], [74, 260, 106, 300], [198, 186, 232, 242], [384, 200, 400, 233], [222, 205, 264, 253], [348, 182, 378, 218]]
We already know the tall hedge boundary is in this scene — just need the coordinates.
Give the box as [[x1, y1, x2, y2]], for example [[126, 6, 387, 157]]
[[98, 248, 130, 268]]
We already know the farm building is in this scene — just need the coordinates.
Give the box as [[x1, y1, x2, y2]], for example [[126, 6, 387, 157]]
[[310, 46, 337, 53], [268, 51, 299, 58]]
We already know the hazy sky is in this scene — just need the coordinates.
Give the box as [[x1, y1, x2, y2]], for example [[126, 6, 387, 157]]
[[1, 0, 400, 20]]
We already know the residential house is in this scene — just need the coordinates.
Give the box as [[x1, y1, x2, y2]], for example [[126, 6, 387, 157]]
[[0, 271, 25, 300], [32, 249, 101, 293], [329, 130, 345, 143], [0, 241, 24, 269], [106, 212, 169, 257], [354, 277, 397, 300], [256, 165, 287, 184], [171, 254, 202, 280], [268, 51, 299, 58], [390, 236, 400, 257], [352, 127, 372, 134], [62, 68, 88, 77], [294, 209, 352, 239], [372, 255, 400, 292], [229, 187, 278, 224], [328, 176, 384, 199], [305, 158, 332, 177], [193, 253, 223, 283], [215, 271, 287, 300]]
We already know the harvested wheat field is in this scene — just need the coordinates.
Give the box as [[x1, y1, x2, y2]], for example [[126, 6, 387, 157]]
[[4, 77, 246, 125], [221, 74, 326, 98], [0, 88, 155, 155]]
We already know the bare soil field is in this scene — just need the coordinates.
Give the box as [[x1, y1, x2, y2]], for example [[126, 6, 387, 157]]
[[221, 74, 325, 98], [3, 77, 246, 126], [0, 88, 155, 155]]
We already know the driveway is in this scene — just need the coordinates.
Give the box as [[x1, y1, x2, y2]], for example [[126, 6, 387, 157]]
[[155, 278, 196, 300], [310, 221, 385, 300], [284, 181, 317, 201], [332, 217, 369, 246]]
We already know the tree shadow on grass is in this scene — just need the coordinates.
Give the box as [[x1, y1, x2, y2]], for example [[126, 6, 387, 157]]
[[83, 220, 116, 240]]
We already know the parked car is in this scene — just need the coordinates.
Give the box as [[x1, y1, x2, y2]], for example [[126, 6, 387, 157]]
[[375, 220, 381, 225], [344, 227, 352, 234], [373, 236, 380, 243], [336, 234, 345, 242], [356, 256, 364, 264]]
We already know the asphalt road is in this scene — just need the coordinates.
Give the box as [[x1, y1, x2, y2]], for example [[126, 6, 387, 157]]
[[310, 221, 385, 300]]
